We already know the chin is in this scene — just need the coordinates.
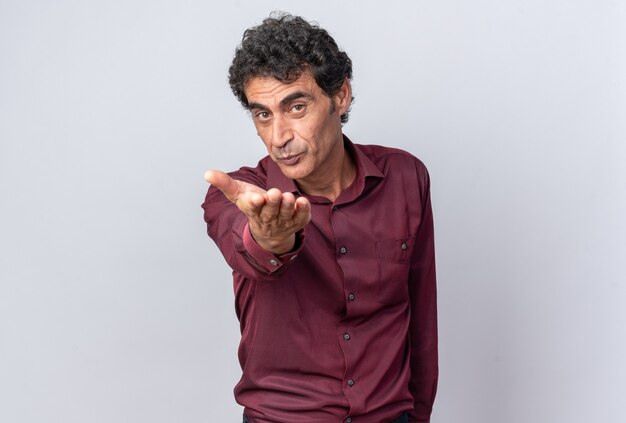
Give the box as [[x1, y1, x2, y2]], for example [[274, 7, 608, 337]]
[[278, 163, 310, 181]]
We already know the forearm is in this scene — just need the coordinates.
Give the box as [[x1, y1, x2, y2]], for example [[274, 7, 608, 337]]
[[203, 185, 302, 279]]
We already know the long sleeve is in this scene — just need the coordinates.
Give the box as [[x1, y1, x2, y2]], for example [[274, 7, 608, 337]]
[[407, 166, 438, 422], [201, 167, 303, 281]]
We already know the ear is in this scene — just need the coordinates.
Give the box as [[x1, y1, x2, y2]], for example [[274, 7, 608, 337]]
[[333, 79, 352, 115]]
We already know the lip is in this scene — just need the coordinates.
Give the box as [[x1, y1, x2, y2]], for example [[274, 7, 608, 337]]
[[277, 153, 303, 166]]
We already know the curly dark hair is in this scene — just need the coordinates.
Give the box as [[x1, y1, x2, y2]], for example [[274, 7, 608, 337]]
[[228, 12, 354, 124]]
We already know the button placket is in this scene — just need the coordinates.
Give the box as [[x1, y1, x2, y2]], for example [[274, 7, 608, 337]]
[[332, 207, 361, 412]]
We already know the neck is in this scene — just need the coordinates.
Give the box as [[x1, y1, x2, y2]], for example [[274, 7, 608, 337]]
[[297, 144, 356, 202]]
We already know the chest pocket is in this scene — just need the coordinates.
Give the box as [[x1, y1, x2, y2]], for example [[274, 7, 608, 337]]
[[376, 236, 416, 262], [374, 236, 416, 306]]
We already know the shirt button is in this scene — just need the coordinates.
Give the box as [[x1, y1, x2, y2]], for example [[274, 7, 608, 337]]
[[269, 259, 278, 266], [290, 255, 298, 261], [347, 378, 354, 387], [401, 242, 408, 250], [343, 333, 351, 341], [346, 418, 352, 423], [340, 246, 347, 254], [348, 293, 356, 301]]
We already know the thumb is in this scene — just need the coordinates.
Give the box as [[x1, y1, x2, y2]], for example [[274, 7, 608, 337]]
[[204, 170, 241, 202]]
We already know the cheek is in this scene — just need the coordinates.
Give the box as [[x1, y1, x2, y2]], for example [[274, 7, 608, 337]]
[[255, 128, 272, 150], [294, 120, 321, 147], [257, 138, 275, 160]]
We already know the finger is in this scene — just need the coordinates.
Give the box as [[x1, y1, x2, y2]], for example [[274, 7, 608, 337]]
[[293, 197, 312, 226], [258, 188, 282, 222], [238, 191, 266, 217], [204, 170, 241, 202], [278, 192, 296, 220]]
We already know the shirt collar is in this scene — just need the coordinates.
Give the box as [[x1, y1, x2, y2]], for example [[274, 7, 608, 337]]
[[345, 135, 384, 180], [265, 134, 385, 197]]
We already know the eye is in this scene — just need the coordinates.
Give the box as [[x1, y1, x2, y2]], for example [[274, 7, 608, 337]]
[[254, 111, 270, 121], [290, 104, 306, 113]]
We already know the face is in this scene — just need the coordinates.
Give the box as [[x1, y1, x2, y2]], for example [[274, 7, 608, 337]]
[[244, 70, 351, 184]]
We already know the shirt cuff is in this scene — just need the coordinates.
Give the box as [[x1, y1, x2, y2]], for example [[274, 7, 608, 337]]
[[242, 222, 303, 274]]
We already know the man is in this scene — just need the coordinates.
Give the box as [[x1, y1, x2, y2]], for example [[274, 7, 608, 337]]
[[202, 13, 437, 423]]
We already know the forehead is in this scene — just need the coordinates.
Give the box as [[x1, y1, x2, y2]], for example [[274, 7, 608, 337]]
[[244, 71, 321, 105]]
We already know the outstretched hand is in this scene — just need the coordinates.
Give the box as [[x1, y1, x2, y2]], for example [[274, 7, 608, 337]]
[[204, 170, 311, 255]]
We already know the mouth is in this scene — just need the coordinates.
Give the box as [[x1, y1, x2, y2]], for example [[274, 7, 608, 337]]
[[276, 153, 303, 166]]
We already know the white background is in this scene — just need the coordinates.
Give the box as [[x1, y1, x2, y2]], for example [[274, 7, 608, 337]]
[[1, 1, 625, 422]]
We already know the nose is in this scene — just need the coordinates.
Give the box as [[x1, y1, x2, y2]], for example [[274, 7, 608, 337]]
[[271, 114, 293, 149]]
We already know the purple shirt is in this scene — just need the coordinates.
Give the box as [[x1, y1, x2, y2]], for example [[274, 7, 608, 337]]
[[202, 137, 438, 423]]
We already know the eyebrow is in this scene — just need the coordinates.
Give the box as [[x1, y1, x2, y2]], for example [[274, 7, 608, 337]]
[[247, 102, 269, 112], [247, 91, 313, 111], [280, 91, 313, 106]]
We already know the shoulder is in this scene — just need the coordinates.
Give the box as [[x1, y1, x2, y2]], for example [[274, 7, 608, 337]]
[[354, 143, 430, 180], [225, 156, 273, 189]]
